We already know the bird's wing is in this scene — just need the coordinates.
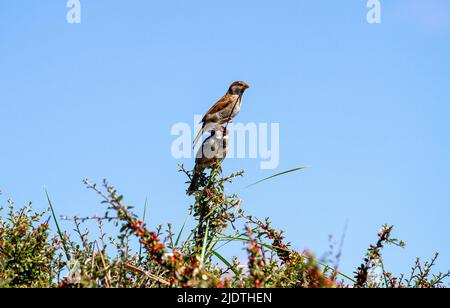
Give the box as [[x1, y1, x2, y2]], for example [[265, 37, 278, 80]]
[[202, 94, 233, 123]]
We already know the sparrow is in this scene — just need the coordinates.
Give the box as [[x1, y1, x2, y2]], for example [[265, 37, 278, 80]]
[[188, 125, 229, 194], [193, 81, 249, 147]]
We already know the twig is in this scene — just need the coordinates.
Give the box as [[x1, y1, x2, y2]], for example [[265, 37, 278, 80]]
[[125, 263, 170, 286]]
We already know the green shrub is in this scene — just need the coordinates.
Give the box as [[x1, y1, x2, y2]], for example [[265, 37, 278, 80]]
[[0, 202, 62, 287], [0, 167, 448, 288]]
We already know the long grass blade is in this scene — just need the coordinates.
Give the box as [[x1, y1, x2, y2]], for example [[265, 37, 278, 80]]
[[211, 250, 239, 276], [244, 166, 307, 189], [45, 189, 70, 261], [200, 219, 210, 265], [175, 210, 192, 247], [139, 196, 148, 259]]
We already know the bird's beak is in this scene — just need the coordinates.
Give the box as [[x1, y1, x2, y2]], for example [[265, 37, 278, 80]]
[[243, 83, 250, 89]]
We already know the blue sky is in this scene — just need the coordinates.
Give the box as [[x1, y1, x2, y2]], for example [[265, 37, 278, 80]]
[[1, 1, 449, 279]]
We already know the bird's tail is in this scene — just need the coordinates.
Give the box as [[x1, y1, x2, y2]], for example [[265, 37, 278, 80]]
[[187, 171, 200, 195], [193, 127, 204, 148]]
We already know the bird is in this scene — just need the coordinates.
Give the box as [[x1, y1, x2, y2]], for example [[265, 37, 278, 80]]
[[193, 81, 249, 148], [188, 125, 229, 194]]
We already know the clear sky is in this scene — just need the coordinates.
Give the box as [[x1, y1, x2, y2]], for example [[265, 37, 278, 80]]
[[1, 1, 449, 278]]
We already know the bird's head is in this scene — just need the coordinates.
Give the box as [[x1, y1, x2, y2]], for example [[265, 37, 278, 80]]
[[228, 81, 250, 95]]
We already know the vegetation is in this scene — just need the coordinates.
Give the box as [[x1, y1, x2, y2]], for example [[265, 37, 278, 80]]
[[0, 166, 448, 288]]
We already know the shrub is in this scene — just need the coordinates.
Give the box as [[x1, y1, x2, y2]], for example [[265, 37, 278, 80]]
[[0, 167, 448, 288], [0, 201, 62, 287]]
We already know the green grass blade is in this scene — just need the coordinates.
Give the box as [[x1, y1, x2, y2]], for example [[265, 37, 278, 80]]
[[211, 250, 239, 276], [200, 219, 210, 266], [175, 210, 192, 247], [139, 196, 148, 259], [212, 229, 258, 252], [45, 189, 70, 261], [244, 166, 307, 189], [143, 196, 148, 222]]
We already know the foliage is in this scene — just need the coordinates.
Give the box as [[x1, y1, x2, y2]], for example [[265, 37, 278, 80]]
[[0, 167, 448, 288], [0, 201, 63, 287]]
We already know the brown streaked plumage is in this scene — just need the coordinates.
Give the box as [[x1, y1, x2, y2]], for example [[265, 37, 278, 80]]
[[193, 81, 249, 147]]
